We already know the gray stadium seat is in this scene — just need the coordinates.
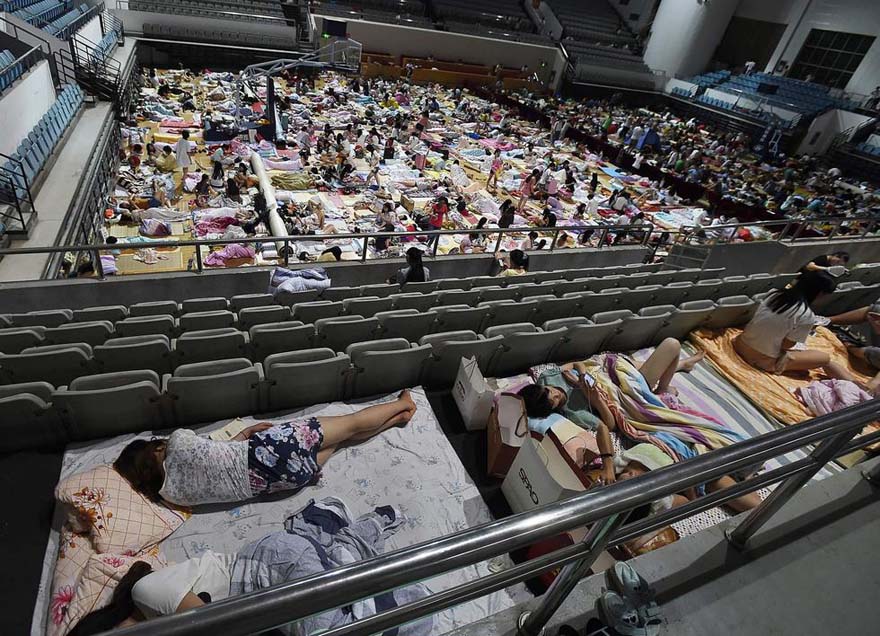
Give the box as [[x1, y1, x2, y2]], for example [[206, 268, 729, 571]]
[[436, 289, 481, 307], [390, 292, 439, 312], [0, 343, 93, 386], [479, 299, 530, 329], [0, 327, 46, 353], [314, 315, 380, 352], [264, 348, 350, 411], [376, 309, 437, 342], [617, 286, 662, 312], [689, 279, 724, 301], [740, 273, 774, 297], [54, 370, 165, 440], [419, 331, 504, 388], [347, 338, 431, 398], [94, 335, 173, 374], [238, 305, 291, 331], [175, 328, 248, 364], [484, 323, 564, 377], [553, 279, 590, 296], [470, 276, 498, 288], [230, 293, 275, 312], [182, 297, 229, 313], [165, 358, 263, 425], [705, 296, 757, 329], [436, 277, 472, 291], [518, 282, 558, 300], [599, 308, 671, 352], [72, 305, 128, 323], [361, 283, 402, 298], [44, 321, 114, 347], [249, 321, 315, 362], [720, 276, 750, 297], [585, 275, 626, 292], [532, 297, 579, 325], [321, 286, 361, 302], [0, 315, 9, 328], [0, 381, 64, 451], [652, 301, 714, 342], [292, 301, 344, 323], [129, 300, 180, 317], [274, 288, 321, 307], [116, 315, 176, 338], [476, 286, 519, 303], [7, 309, 73, 328], [179, 310, 237, 332], [653, 282, 693, 306], [401, 281, 438, 293], [550, 315, 621, 360], [342, 296, 394, 317], [581, 290, 625, 317], [434, 305, 490, 333]]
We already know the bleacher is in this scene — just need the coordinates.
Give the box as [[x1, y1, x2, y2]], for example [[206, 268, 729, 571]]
[[43, 3, 90, 37], [2, 84, 84, 198], [433, 0, 539, 40], [130, 0, 288, 23], [313, 0, 432, 28], [687, 70, 731, 89], [4, 260, 880, 450], [855, 141, 880, 157], [12, 0, 68, 27], [0, 49, 27, 95], [714, 72, 857, 115]]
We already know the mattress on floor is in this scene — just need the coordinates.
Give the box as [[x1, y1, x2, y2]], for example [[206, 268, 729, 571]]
[[32, 388, 529, 636]]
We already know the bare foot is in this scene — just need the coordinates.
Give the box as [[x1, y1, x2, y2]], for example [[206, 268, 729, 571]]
[[384, 410, 413, 427], [397, 389, 417, 418], [677, 350, 705, 373]]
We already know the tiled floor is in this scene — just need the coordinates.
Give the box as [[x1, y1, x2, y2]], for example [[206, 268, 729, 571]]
[[0, 102, 113, 282]]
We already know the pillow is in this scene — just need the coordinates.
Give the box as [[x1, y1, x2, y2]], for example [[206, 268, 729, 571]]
[[47, 528, 96, 636], [53, 551, 166, 636], [56, 465, 187, 555]]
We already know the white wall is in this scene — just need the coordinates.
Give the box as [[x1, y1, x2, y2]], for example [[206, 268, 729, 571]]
[[797, 108, 874, 155], [78, 14, 104, 46], [0, 60, 56, 156], [644, 0, 740, 77], [734, 0, 804, 24]]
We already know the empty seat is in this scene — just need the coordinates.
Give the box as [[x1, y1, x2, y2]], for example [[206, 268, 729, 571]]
[[434, 305, 490, 333], [598, 308, 672, 352], [94, 335, 173, 374], [652, 282, 693, 306], [584, 275, 625, 292], [553, 279, 590, 296], [531, 297, 579, 325], [390, 292, 439, 312], [0, 379, 64, 451], [401, 281, 438, 293], [688, 279, 724, 301], [419, 330, 504, 388], [179, 310, 236, 332], [705, 296, 758, 329], [577, 290, 625, 317], [0, 327, 46, 353], [720, 276, 750, 297], [436, 277, 472, 291], [264, 348, 351, 411], [321, 286, 361, 302], [238, 305, 291, 331], [129, 300, 180, 317], [476, 286, 519, 303], [484, 323, 563, 377], [175, 328, 248, 364], [478, 300, 521, 329], [7, 309, 73, 328], [292, 301, 344, 323], [230, 293, 275, 312], [165, 358, 263, 426], [376, 309, 437, 342], [249, 321, 315, 362], [653, 301, 715, 342], [616, 286, 662, 312], [116, 315, 176, 339], [347, 338, 431, 398], [314, 315, 379, 352], [361, 283, 400, 298], [181, 297, 229, 313], [54, 370, 165, 440], [518, 283, 557, 300], [0, 343, 93, 386], [44, 320, 114, 346], [72, 305, 128, 323], [274, 288, 321, 307], [342, 296, 394, 317], [549, 315, 620, 361], [469, 276, 498, 289], [436, 289, 481, 307]]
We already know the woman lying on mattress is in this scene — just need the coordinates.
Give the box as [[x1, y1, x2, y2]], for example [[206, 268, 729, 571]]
[[519, 338, 761, 513], [112, 391, 417, 507], [68, 498, 432, 636], [734, 271, 868, 389]]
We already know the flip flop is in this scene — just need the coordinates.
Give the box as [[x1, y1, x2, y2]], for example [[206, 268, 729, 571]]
[[597, 591, 644, 636]]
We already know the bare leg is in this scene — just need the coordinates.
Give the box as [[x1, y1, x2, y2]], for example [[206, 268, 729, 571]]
[[707, 475, 761, 513], [320, 390, 417, 448], [638, 337, 681, 394], [677, 350, 705, 373]]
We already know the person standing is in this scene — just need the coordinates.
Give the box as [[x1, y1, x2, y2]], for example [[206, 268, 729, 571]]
[[174, 130, 193, 195]]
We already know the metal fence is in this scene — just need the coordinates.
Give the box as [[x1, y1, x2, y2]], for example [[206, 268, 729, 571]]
[[106, 399, 880, 636]]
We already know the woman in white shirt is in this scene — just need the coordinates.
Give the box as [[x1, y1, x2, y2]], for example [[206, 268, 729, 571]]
[[734, 271, 857, 379]]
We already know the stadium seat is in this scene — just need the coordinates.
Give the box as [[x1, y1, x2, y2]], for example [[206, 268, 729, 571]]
[[548, 316, 621, 362], [44, 320, 114, 346], [705, 295, 758, 329], [238, 305, 291, 331], [0, 327, 46, 353], [264, 348, 350, 411], [116, 315, 177, 339], [0, 381, 63, 452], [390, 292, 439, 312], [129, 300, 180, 317], [434, 305, 490, 333], [248, 321, 315, 362], [321, 286, 361, 302], [342, 296, 394, 317], [419, 330, 503, 388], [652, 301, 715, 342], [94, 335, 174, 374], [230, 293, 275, 312], [292, 300, 344, 323], [375, 309, 438, 342], [484, 323, 564, 376], [314, 315, 380, 352], [72, 305, 128, 322], [175, 328, 248, 364], [179, 309, 237, 332], [0, 343, 93, 386], [436, 289, 481, 307], [164, 358, 263, 425], [274, 288, 321, 307], [347, 338, 431, 398], [6, 309, 72, 328], [181, 297, 229, 313]]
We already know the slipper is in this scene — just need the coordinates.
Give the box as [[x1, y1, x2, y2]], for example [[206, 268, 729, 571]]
[[597, 591, 644, 636], [609, 563, 664, 627]]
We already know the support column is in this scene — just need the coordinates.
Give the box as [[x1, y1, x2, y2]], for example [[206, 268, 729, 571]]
[[249, 152, 288, 254], [644, 0, 740, 78]]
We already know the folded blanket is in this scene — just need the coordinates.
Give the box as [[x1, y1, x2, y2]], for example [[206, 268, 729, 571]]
[[796, 379, 874, 417]]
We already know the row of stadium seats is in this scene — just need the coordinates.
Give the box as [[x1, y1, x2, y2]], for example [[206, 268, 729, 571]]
[[13, 0, 67, 26], [0, 292, 779, 451], [0, 49, 26, 94], [43, 3, 90, 38], [2, 84, 84, 199]]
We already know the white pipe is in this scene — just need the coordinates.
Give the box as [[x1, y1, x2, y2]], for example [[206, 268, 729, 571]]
[[249, 152, 288, 254]]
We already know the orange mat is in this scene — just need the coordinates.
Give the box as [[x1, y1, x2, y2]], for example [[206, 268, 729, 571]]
[[689, 326, 873, 425]]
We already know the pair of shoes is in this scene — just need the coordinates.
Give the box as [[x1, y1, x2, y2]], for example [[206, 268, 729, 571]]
[[597, 563, 663, 636]]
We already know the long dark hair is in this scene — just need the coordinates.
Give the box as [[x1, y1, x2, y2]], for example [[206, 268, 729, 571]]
[[114, 439, 167, 502], [766, 270, 836, 314], [519, 384, 554, 418], [510, 249, 529, 270], [211, 160, 223, 181], [67, 561, 154, 636], [404, 246, 426, 283]]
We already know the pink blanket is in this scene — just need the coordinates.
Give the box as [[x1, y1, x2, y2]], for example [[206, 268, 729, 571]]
[[796, 379, 874, 417], [204, 244, 255, 266], [195, 216, 239, 236], [478, 139, 515, 151]]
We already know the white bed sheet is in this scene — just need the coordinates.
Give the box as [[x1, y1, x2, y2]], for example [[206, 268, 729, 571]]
[[32, 388, 530, 636]]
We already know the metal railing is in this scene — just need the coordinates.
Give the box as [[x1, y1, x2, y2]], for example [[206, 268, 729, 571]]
[[676, 215, 879, 246], [0, 150, 37, 234], [0, 44, 43, 98], [54, 2, 103, 41], [108, 399, 880, 636], [115, 0, 293, 26], [0, 14, 76, 86], [0, 222, 656, 280]]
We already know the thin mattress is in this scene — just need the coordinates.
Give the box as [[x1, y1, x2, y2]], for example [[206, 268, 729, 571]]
[[32, 388, 529, 636]]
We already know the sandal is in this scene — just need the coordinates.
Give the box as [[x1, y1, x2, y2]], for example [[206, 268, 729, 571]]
[[597, 591, 644, 636], [608, 562, 664, 630]]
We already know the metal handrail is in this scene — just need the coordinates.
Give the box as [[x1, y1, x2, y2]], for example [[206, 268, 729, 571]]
[[108, 399, 880, 636], [677, 215, 879, 246], [0, 45, 43, 97], [54, 3, 103, 41]]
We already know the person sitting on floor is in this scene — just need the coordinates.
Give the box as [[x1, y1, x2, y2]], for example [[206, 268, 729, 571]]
[[112, 391, 417, 507], [829, 302, 880, 395]]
